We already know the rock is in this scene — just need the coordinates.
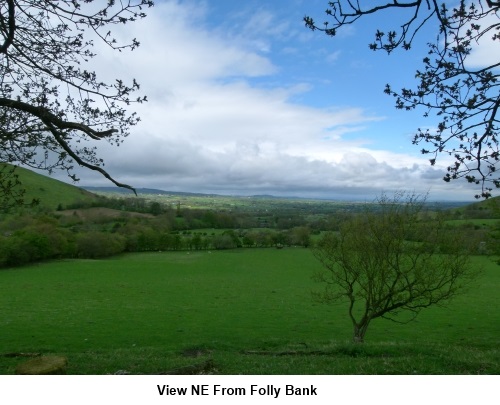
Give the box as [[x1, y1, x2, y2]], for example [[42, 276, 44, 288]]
[[15, 355, 67, 375]]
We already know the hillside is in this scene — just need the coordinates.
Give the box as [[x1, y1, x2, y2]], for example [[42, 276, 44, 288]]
[[83, 186, 219, 197], [449, 195, 500, 220], [1, 165, 100, 210]]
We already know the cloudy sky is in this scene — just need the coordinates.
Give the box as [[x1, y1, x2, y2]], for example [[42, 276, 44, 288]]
[[50, 0, 498, 201]]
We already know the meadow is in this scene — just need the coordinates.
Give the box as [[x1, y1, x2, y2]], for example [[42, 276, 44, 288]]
[[0, 248, 499, 374]]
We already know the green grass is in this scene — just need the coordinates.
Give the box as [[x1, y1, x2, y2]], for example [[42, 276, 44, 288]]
[[0, 249, 498, 374], [445, 219, 500, 228], [2, 164, 99, 210]]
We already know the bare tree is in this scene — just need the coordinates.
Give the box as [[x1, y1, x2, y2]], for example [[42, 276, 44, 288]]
[[0, 0, 154, 206], [305, 1, 500, 198], [312, 192, 478, 343]]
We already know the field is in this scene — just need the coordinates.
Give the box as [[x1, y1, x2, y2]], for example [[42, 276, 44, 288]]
[[1, 248, 499, 374], [1, 164, 99, 210]]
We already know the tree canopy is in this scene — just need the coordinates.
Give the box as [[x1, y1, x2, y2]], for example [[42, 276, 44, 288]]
[[312, 192, 478, 343], [305, 1, 500, 198], [0, 0, 154, 206]]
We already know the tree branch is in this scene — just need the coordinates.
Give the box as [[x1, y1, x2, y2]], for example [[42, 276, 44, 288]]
[[0, 97, 118, 140], [0, 0, 15, 54], [0, 96, 136, 195], [44, 121, 136, 194]]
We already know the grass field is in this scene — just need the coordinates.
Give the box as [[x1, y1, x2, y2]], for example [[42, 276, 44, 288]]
[[1, 164, 99, 210], [0, 249, 499, 374]]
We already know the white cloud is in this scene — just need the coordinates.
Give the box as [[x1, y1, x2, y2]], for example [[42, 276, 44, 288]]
[[463, 8, 499, 68], [46, 0, 477, 201]]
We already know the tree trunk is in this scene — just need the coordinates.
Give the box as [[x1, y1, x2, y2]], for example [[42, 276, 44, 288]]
[[353, 321, 370, 343]]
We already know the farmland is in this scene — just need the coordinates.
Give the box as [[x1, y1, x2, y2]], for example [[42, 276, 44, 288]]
[[0, 249, 498, 374], [1, 169, 499, 374]]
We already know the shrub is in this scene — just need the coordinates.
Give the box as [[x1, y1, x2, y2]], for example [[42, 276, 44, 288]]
[[212, 234, 237, 250], [75, 232, 126, 259]]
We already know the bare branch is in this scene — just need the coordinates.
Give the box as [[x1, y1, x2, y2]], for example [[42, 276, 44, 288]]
[[0, 1, 152, 202], [306, 1, 500, 198], [0, 97, 117, 140], [0, 0, 15, 54]]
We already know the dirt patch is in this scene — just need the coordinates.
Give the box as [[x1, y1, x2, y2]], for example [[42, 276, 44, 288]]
[[181, 347, 213, 358], [160, 359, 216, 375]]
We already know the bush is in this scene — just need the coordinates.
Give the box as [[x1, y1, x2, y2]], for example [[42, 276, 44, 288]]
[[0, 223, 74, 267], [0, 236, 32, 267], [75, 232, 126, 259], [212, 234, 238, 250]]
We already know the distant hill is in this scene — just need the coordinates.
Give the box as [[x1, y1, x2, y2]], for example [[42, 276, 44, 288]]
[[2, 165, 100, 210], [83, 187, 336, 201], [83, 186, 472, 207], [3, 166, 478, 213], [83, 186, 221, 198]]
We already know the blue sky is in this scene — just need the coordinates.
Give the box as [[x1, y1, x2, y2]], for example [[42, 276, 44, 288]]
[[51, 0, 498, 201]]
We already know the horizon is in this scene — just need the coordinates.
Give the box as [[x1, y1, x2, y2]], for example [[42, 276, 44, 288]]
[[80, 184, 474, 204], [31, 0, 498, 202]]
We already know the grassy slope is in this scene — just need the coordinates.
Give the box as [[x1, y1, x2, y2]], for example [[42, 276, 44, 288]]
[[453, 196, 500, 218], [3, 165, 99, 210], [0, 249, 498, 374]]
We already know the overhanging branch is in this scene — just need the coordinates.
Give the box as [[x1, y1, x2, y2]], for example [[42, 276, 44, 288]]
[[0, 96, 136, 194], [44, 121, 136, 194], [0, 97, 118, 139], [0, 0, 15, 54]]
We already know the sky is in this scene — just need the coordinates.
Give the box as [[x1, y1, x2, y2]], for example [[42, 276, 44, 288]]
[[46, 0, 499, 201]]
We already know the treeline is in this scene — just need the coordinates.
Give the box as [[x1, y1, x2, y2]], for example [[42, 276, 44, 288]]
[[0, 210, 314, 268], [61, 195, 344, 231], [1, 194, 496, 269]]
